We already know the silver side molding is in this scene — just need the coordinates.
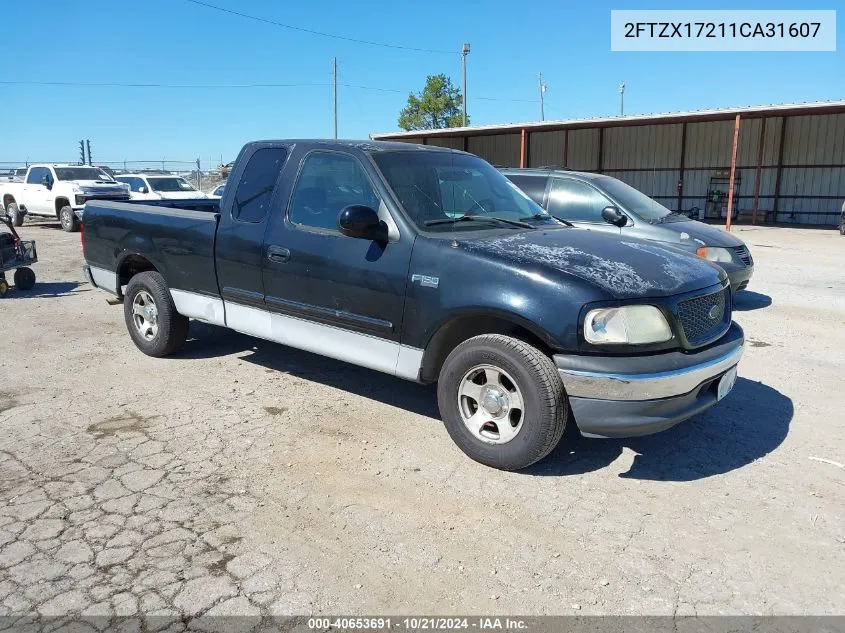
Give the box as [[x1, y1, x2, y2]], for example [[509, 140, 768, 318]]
[[225, 301, 424, 381], [87, 265, 119, 295], [170, 289, 226, 327]]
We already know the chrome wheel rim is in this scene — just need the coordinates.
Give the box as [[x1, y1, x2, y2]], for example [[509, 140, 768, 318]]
[[131, 290, 159, 341], [457, 364, 525, 444], [60, 208, 72, 229]]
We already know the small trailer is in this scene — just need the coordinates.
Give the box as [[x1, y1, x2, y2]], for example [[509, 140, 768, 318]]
[[0, 217, 37, 296]]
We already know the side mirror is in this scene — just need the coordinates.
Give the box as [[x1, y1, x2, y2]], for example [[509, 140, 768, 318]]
[[601, 206, 627, 227], [139, 186, 148, 194], [41, 175, 52, 189], [338, 205, 387, 241]]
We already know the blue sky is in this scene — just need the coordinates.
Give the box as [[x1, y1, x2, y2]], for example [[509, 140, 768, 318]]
[[0, 0, 841, 166]]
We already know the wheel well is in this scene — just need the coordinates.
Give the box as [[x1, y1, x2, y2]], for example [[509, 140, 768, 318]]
[[117, 255, 158, 294], [55, 197, 71, 216], [419, 315, 554, 383], [3, 195, 15, 209]]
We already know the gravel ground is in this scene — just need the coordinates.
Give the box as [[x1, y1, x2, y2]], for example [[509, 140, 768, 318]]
[[0, 221, 843, 624]]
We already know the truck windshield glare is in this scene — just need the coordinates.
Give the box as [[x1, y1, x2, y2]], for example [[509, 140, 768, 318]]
[[55, 167, 112, 181], [372, 151, 557, 231]]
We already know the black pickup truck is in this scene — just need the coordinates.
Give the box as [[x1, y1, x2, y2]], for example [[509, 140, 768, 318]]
[[82, 140, 744, 470]]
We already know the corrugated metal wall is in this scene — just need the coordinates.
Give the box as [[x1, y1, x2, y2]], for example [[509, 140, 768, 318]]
[[425, 136, 464, 150], [383, 111, 845, 225], [467, 134, 521, 167], [528, 130, 566, 167]]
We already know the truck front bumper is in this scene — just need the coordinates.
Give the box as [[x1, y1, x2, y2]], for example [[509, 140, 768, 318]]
[[554, 323, 744, 438]]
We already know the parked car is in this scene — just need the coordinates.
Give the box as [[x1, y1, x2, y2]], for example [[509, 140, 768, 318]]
[[502, 168, 754, 293], [0, 164, 130, 231], [4, 168, 27, 183], [115, 174, 207, 201], [82, 140, 743, 471], [208, 183, 226, 199]]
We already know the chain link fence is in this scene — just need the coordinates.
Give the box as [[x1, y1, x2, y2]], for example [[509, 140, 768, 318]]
[[0, 158, 229, 193]]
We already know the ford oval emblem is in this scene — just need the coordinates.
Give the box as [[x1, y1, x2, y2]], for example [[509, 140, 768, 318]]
[[708, 305, 720, 320]]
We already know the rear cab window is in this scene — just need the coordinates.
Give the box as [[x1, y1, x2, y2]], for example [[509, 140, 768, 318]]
[[231, 147, 288, 223]]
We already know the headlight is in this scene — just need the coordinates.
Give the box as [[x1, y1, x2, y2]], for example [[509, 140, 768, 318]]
[[584, 305, 672, 345], [696, 246, 734, 264]]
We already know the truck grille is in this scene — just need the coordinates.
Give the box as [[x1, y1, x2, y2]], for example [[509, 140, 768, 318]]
[[677, 287, 730, 347], [732, 245, 753, 266]]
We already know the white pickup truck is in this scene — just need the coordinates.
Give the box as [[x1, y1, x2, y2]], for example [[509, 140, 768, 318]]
[[0, 164, 130, 231]]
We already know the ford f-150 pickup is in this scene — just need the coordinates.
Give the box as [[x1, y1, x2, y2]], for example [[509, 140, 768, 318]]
[[1, 164, 130, 231], [82, 140, 744, 470]]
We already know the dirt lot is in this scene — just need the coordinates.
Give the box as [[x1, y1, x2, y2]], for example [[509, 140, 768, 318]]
[[0, 221, 843, 623]]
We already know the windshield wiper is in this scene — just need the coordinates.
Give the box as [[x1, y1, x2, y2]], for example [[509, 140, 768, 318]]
[[424, 215, 533, 229], [545, 214, 575, 227]]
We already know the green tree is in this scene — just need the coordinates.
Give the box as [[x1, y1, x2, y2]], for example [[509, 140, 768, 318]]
[[398, 74, 467, 131]]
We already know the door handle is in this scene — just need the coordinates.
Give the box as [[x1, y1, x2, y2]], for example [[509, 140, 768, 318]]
[[267, 245, 290, 263]]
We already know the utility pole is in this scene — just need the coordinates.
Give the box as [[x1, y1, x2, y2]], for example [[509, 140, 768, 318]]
[[461, 43, 470, 127], [538, 73, 547, 121], [86, 139, 92, 165], [196, 158, 202, 191], [332, 57, 338, 139], [618, 82, 626, 116]]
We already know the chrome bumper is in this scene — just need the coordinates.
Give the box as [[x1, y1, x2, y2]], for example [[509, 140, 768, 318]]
[[554, 323, 745, 438], [557, 343, 743, 401]]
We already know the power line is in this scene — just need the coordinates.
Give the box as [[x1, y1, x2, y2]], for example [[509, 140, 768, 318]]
[[185, 0, 456, 54], [339, 82, 539, 103]]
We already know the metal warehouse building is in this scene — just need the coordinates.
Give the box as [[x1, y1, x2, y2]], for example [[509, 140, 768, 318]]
[[372, 101, 845, 226]]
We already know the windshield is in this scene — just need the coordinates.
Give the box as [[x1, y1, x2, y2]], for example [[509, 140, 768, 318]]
[[54, 167, 113, 181], [147, 177, 197, 192], [595, 176, 680, 222], [371, 151, 558, 232]]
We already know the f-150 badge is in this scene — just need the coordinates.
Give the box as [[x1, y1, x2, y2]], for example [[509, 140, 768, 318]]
[[411, 274, 439, 288]]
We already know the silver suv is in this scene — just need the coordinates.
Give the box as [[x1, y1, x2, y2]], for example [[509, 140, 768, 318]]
[[502, 168, 754, 293]]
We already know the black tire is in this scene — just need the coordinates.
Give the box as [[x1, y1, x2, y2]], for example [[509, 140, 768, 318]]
[[437, 334, 567, 470], [0, 277, 8, 297], [13, 267, 35, 291], [6, 203, 23, 227], [59, 205, 78, 232], [123, 271, 189, 357], [840, 220, 845, 236]]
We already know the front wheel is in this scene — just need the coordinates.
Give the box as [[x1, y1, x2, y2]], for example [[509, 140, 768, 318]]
[[59, 206, 78, 232], [6, 203, 23, 227], [437, 334, 567, 470], [123, 271, 189, 357]]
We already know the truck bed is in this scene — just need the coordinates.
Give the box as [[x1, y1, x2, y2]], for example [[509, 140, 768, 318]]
[[82, 199, 221, 297]]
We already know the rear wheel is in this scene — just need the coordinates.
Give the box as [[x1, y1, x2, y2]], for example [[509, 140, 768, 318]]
[[59, 205, 78, 232], [6, 203, 23, 227], [13, 267, 35, 291], [123, 271, 189, 357], [437, 334, 567, 470], [0, 276, 8, 297], [840, 218, 845, 235]]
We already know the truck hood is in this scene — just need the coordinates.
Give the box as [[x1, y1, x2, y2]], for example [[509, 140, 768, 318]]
[[651, 218, 746, 248], [460, 228, 726, 299], [70, 180, 127, 192]]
